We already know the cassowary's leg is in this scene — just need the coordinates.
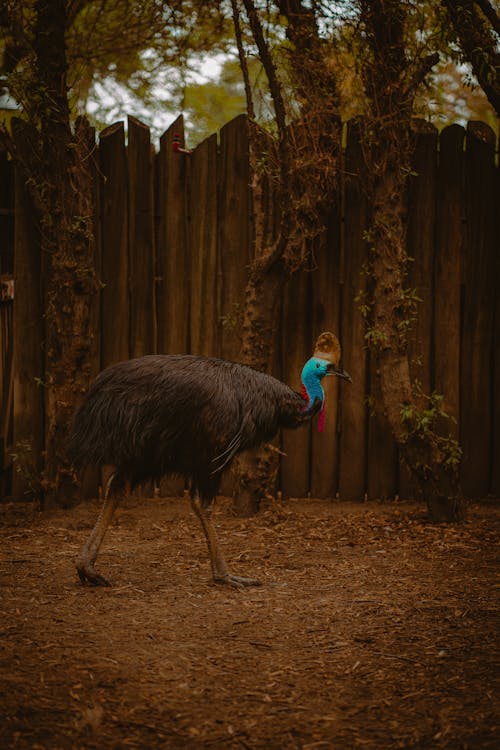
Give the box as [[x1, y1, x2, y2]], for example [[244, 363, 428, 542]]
[[190, 491, 261, 588], [76, 470, 125, 586]]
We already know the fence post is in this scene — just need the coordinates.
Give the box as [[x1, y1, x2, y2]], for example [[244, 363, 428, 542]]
[[280, 271, 312, 498], [399, 120, 438, 498], [11, 123, 44, 501], [461, 122, 496, 497], [0, 149, 14, 499], [128, 116, 156, 358], [100, 122, 129, 368], [189, 133, 219, 357], [156, 115, 190, 359], [492, 147, 500, 497], [218, 114, 251, 362], [338, 121, 369, 500], [433, 125, 464, 443]]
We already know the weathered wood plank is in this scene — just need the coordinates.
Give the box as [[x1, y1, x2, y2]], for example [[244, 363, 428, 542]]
[[366, 365, 398, 500], [433, 125, 464, 444], [491, 151, 500, 496], [79, 124, 101, 499], [0, 149, 14, 274], [310, 219, 342, 498], [156, 116, 189, 359], [338, 122, 369, 500], [99, 122, 129, 368], [189, 133, 219, 357], [460, 122, 496, 496], [399, 120, 438, 498], [218, 114, 251, 361], [0, 298, 13, 499], [0, 149, 14, 498], [11, 127, 44, 500], [280, 270, 312, 498], [128, 116, 156, 358]]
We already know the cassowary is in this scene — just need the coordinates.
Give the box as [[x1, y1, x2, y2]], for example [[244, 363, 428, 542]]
[[69, 332, 351, 588]]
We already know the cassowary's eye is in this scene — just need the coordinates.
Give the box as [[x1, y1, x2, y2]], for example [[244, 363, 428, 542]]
[[316, 363, 320, 369]]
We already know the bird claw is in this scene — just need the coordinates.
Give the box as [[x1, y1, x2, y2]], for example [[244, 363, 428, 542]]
[[214, 573, 262, 589], [76, 563, 111, 587]]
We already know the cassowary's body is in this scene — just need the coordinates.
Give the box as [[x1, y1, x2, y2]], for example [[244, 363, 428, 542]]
[[70, 355, 312, 499], [70, 348, 350, 588]]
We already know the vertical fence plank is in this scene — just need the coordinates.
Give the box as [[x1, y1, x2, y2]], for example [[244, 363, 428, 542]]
[[87, 125, 101, 382], [80, 125, 102, 499], [218, 114, 251, 361], [11, 125, 44, 500], [128, 116, 156, 358], [280, 271, 312, 498], [0, 295, 12, 499], [460, 122, 496, 497], [156, 116, 189, 357], [491, 153, 500, 495], [399, 120, 438, 498], [0, 149, 14, 498], [366, 369, 398, 500], [338, 122, 369, 500], [189, 134, 219, 357], [0, 149, 14, 274], [99, 122, 129, 368], [433, 125, 464, 444], [310, 220, 342, 498]]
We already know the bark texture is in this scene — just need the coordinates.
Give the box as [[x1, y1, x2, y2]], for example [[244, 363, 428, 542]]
[[6, 0, 99, 506], [359, 0, 466, 521]]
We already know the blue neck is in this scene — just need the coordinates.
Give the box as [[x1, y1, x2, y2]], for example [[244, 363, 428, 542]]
[[302, 371, 325, 405]]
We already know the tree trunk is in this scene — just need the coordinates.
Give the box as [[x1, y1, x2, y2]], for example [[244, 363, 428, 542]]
[[232, 263, 286, 516], [41, 117, 99, 507], [367, 146, 466, 523], [9, 0, 99, 507]]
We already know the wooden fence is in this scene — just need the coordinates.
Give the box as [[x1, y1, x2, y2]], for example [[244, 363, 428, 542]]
[[0, 114, 499, 502]]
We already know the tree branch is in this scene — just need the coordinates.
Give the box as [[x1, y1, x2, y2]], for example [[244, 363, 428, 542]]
[[408, 51, 440, 94], [240, 0, 288, 155], [441, 0, 500, 118], [474, 0, 500, 37], [230, 0, 255, 120], [240, 0, 292, 274]]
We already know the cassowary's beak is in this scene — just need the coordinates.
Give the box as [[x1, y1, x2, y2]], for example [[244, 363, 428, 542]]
[[326, 363, 352, 382]]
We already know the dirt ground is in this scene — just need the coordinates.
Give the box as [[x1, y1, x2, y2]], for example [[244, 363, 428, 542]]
[[0, 494, 498, 750]]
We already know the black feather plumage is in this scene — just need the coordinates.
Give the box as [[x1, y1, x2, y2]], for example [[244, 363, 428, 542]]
[[68, 355, 319, 500]]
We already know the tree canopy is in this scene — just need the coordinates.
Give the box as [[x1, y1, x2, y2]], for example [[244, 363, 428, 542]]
[[1, 0, 497, 144]]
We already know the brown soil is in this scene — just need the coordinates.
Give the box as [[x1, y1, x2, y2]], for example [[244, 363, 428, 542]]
[[0, 495, 498, 749]]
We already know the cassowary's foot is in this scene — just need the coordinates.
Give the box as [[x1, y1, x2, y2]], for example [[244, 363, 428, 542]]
[[214, 573, 262, 589], [76, 562, 111, 587]]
